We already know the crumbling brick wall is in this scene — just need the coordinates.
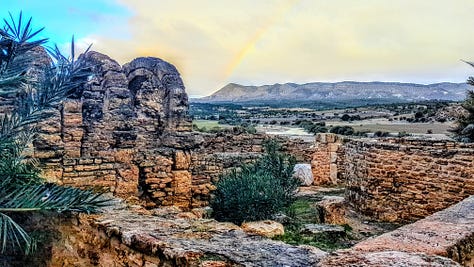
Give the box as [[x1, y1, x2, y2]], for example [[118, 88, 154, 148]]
[[310, 133, 474, 222], [310, 133, 345, 185], [28, 51, 197, 209], [344, 138, 474, 222]]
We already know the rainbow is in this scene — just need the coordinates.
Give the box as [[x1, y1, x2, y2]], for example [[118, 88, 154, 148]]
[[224, 0, 300, 78]]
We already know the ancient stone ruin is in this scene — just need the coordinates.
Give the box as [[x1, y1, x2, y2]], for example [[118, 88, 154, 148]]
[[28, 50, 313, 211], [4, 50, 474, 266]]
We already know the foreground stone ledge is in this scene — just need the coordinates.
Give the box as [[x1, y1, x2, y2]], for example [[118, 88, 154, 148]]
[[318, 251, 461, 267], [48, 203, 327, 267]]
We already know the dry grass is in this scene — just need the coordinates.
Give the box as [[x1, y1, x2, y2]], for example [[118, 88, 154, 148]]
[[193, 120, 232, 129], [326, 119, 454, 134]]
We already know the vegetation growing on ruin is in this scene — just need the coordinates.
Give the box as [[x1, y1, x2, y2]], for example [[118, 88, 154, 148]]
[[211, 140, 298, 225], [0, 12, 111, 255]]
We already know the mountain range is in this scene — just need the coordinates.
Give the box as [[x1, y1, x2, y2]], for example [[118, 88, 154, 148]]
[[196, 82, 470, 103]]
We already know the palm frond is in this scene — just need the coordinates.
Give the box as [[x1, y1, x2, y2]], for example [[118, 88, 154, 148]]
[[0, 212, 35, 255], [0, 183, 112, 213], [0, 12, 107, 256], [0, 40, 91, 145], [1, 12, 47, 76]]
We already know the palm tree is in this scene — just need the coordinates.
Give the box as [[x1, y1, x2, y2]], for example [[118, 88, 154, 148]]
[[0, 12, 111, 255]]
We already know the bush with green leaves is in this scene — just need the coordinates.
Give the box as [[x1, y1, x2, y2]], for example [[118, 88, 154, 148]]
[[451, 63, 474, 142], [329, 125, 354, 136], [211, 140, 298, 225], [295, 120, 328, 134], [0, 12, 111, 255]]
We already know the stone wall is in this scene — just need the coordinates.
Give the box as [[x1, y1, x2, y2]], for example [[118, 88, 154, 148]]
[[310, 134, 344, 185], [320, 195, 474, 266], [7, 196, 473, 266], [344, 138, 474, 222], [310, 133, 474, 222]]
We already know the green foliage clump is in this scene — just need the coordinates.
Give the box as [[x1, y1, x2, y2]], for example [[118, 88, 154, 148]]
[[452, 88, 474, 142], [329, 126, 354, 136], [273, 199, 352, 251], [295, 120, 328, 134], [211, 140, 298, 225]]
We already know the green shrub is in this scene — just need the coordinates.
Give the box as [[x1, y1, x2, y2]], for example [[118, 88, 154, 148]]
[[211, 140, 298, 225], [329, 126, 354, 136]]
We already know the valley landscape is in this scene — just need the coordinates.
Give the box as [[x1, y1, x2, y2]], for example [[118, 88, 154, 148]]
[[191, 80, 469, 141], [1, 1, 474, 267]]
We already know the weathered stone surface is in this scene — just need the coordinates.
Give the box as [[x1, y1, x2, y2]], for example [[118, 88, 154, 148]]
[[293, 163, 314, 186], [26, 51, 207, 209], [174, 150, 191, 170], [343, 138, 474, 222], [318, 196, 347, 225], [241, 220, 285, 238], [318, 251, 460, 267], [123, 57, 191, 133], [200, 261, 230, 267], [29, 204, 326, 267], [311, 133, 344, 185], [351, 196, 474, 266], [299, 224, 346, 239], [316, 196, 474, 266]]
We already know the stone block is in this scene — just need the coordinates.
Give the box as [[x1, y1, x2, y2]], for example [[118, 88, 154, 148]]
[[35, 150, 60, 159], [174, 150, 191, 170], [326, 134, 337, 143], [318, 196, 347, 225], [241, 220, 285, 238], [63, 114, 83, 127], [329, 143, 340, 152], [316, 133, 327, 144], [329, 164, 338, 183], [293, 164, 314, 186], [299, 224, 345, 239], [63, 100, 82, 113]]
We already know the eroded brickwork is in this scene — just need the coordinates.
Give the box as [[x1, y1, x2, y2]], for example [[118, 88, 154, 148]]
[[311, 134, 345, 185], [28, 51, 197, 209], [311, 134, 474, 222], [344, 138, 474, 222]]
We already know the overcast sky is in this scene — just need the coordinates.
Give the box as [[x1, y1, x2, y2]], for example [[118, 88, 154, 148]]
[[4, 0, 474, 96]]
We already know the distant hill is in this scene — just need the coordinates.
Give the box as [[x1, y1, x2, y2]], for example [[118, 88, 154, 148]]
[[196, 82, 469, 103]]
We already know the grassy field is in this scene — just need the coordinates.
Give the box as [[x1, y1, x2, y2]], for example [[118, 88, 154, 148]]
[[326, 119, 454, 134], [193, 120, 232, 130], [349, 123, 451, 134], [194, 119, 454, 136]]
